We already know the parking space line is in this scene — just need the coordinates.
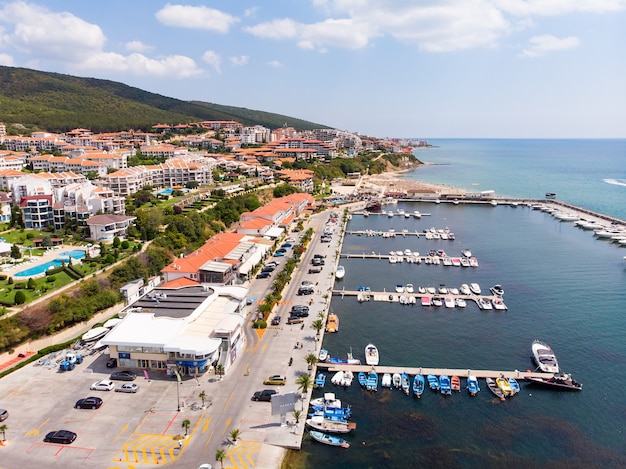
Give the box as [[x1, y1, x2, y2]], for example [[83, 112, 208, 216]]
[[25, 418, 49, 437]]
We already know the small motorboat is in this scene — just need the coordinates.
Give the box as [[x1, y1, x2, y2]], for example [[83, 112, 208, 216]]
[[405, 283, 414, 293], [462, 248, 472, 258], [477, 298, 493, 310], [310, 392, 342, 408], [451, 376, 461, 392], [401, 372, 410, 395], [82, 326, 108, 343], [331, 371, 345, 386], [365, 344, 379, 366], [319, 349, 329, 362], [467, 375, 480, 396], [366, 371, 378, 391], [469, 283, 481, 295], [335, 265, 345, 279], [392, 373, 401, 389], [439, 375, 452, 395], [526, 373, 583, 391], [508, 377, 521, 394], [421, 296, 432, 306], [326, 314, 339, 333], [532, 340, 560, 373], [444, 296, 455, 308], [358, 372, 367, 387], [309, 430, 350, 448], [309, 405, 352, 421], [432, 297, 443, 307], [496, 376, 514, 396], [381, 373, 392, 388], [455, 298, 467, 308], [492, 298, 507, 310], [427, 374, 440, 391], [490, 284, 504, 296], [460, 284, 471, 295], [395, 284, 404, 293], [315, 373, 326, 389], [413, 374, 425, 398], [341, 370, 354, 387], [486, 377, 506, 401]]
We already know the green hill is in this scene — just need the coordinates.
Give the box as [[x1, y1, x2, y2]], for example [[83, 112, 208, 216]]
[[0, 66, 327, 133]]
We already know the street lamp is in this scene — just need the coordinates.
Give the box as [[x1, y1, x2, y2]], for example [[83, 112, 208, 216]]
[[175, 370, 182, 411]]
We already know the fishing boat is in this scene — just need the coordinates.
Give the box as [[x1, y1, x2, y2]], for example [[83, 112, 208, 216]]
[[357, 372, 367, 387], [82, 326, 108, 343], [366, 371, 378, 391], [326, 313, 339, 333], [364, 343, 379, 366], [467, 375, 480, 396], [335, 265, 345, 279], [486, 377, 506, 401], [381, 373, 392, 388], [508, 377, 521, 394], [392, 373, 401, 389], [309, 430, 351, 448], [310, 393, 342, 408], [318, 349, 329, 362], [427, 374, 440, 391], [315, 373, 326, 389], [327, 349, 361, 365], [401, 372, 410, 395], [413, 374, 425, 398], [496, 376, 514, 396], [532, 340, 560, 373], [451, 376, 461, 392], [309, 406, 352, 421], [439, 375, 452, 395], [526, 373, 583, 391]]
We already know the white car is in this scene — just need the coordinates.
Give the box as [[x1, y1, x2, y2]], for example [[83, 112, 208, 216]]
[[90, 379, 115, 391], [115, 383, 139, 393]]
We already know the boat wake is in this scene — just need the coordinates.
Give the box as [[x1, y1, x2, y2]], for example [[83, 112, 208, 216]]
[[603, 178, 626, 187]]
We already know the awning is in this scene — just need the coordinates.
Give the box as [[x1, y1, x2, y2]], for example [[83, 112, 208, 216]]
[[238, 245, 270, 275], [264, 226, 284, 239]]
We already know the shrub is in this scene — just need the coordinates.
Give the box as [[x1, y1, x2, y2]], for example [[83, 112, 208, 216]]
[[121, 240, 130, 249], [0, 275, 6, 281], [13, 282, 26, 289], [14, 290, 26, 304], [46, 275, 56, 283], [252, 320, 267, 329]]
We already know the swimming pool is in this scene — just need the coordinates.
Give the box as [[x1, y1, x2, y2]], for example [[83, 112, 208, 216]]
[[14, 250, 86, 278]]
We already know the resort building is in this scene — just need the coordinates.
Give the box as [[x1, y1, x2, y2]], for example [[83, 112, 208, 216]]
[[85, 214, 137, 242], [102, 284, 248, 377]]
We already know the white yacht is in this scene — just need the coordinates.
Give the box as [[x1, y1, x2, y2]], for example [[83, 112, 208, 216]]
[[460, 284, 471, 295], [335, 265, 345, 279], [469, 283, 482, 295], [405, 284, 414, 293], [532, 340, 560, 373], [365, 344, 380, 366]]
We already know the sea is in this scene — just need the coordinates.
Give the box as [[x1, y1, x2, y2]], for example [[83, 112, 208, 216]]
[[285, 139, 626, 469]]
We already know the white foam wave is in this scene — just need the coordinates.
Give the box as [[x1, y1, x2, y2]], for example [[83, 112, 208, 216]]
[[603, 178, 626, 187]]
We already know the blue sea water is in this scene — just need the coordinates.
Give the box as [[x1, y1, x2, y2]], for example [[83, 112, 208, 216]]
[[288, 139, 626, 468]]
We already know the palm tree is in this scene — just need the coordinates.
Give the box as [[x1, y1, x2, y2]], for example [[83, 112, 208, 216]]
[[181, 419, 191, 436], [229, 428, 241, 445], [317, 310, 325, 320], [215, 448, 226, 468], [199, 390, 207, 408], [296, 373, 311, 394], [292, 409, 302, 424], [215, 364, 224, 378], [305, 353, 318, 370], [311, 319, 324, 337], [0, 423, 7, 441]]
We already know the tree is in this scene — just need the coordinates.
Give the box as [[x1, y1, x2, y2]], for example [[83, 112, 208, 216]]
[[10, 244, 21, 259], [229, 428, 241, 445], [27, 278, 36, 290], [14, 290, 26, 305], [296, 374, 311, 394], [305, 353, 318, 370], [113, 236, 121, 248], [199, 390, 207, 408], [181, 419, 191, 436], [215, 364, 224, 377], [0, 423, 7, 441], [215, 449, 226, 468]]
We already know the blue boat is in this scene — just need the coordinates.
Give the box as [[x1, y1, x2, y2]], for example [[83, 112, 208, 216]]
[[440, 375, 452, 395], [401, 372, 410, 395], [413, 374, 425, 398], [427, 374, 440, 390], [310, 430, 350, 448], [366, 371, 378, 391], [315, 373, 326, 389], [508, 377, 521, 394], [309, 406, 352, 420], [467, 375, 480, 396]]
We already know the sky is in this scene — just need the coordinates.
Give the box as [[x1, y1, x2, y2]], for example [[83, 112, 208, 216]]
[[0, 0, 625, 138]]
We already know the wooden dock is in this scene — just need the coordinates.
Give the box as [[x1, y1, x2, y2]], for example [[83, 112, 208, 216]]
[[331, 289, 503, 309], [318, 364, 553, 380]]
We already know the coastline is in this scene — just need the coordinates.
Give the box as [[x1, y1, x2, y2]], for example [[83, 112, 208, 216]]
[[358, 165, 467, 197]]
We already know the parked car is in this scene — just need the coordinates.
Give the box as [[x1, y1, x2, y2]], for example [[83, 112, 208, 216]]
[[44, 430, 77, 444], [273, 251, 285, 257], [251, 390, 277, 402], [271, 316, 281, 326], [261, 266, 275, 273], [263, 375, 287, 385], [115, 383, 139, 393], [308, 268, 322, 274], [313, 254, 325, 259], [312, 258, 325, 266], [256, 272, 270, 279], [90, 379, 115, 391], [301, 280, 314, 287], [0, 408, 8, 421], [297, 286, 314, 295], [287, 316, 304, 325], [75, 397, 103, 409], [321, 236, 332, 243], [285, 237, 296, 243], [290, 310, 309, 318], [265, 261, 279, 268], [110, 371, 137, 381], [281, 243, 292, 248], [291, 305, 309, 313], [106, 358, 117, 368]]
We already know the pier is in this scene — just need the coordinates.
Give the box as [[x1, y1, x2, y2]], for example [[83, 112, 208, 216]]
[[319, 364, 553, 380]]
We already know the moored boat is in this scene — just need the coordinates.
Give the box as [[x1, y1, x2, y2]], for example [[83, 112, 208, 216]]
[[335, 265, 345, 279], [486, 377, 506, 401], [455, 298, 467, 308], [496, 376, 514, 396], [413, 374, 425, 398], [392, 373, 401, 389], [439, 375, 452, 395], [451, 376, 461, 392], [319, 349, 329, 362], [526, 373, 582, 391], [467, 375, 480, 396], [315, 373, 326, 389], [381, 373, 392, 388], [310, 392, 342, 408], [469, 283, 481, 294], [331, 371, 345, 386], [490, 284, 504, 296], [365, 343, 379, 366], [427, 374, 440, 390], [357, 372, 367, 387], [309, 430, 351, 448], [444, 296, 455, 308], [326, 313, 339, 333], [401, 372, 410, 395], [477, 298, 493, 310], [460, 284, 471, 295], [532, 339, 560, 373], [366, 371, 378, 391], [508, 377, 520, 394]]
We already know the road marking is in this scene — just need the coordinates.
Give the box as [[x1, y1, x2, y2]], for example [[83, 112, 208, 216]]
[[223, 391, 234, 411], [201, 429, 215, 454], [25, 418, 49, 437], [202, 416, 212, 433], [113, 423, 129, 442]]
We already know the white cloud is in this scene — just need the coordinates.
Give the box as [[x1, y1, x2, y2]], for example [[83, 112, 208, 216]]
[[125, 40, 153, 53], [519, 34, 580, 58], [155, 4, 239, 33], [0, 1, 106, 61], [202, 50, 222, 74], [244, 19, 300, 40], [76, 52, 203, 78], [267, 60, 284, 68], [493, 0, 626, 16], [244, 7, 259, 18], [0, 53, 15, 66], [229, 55, 249, 66]]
